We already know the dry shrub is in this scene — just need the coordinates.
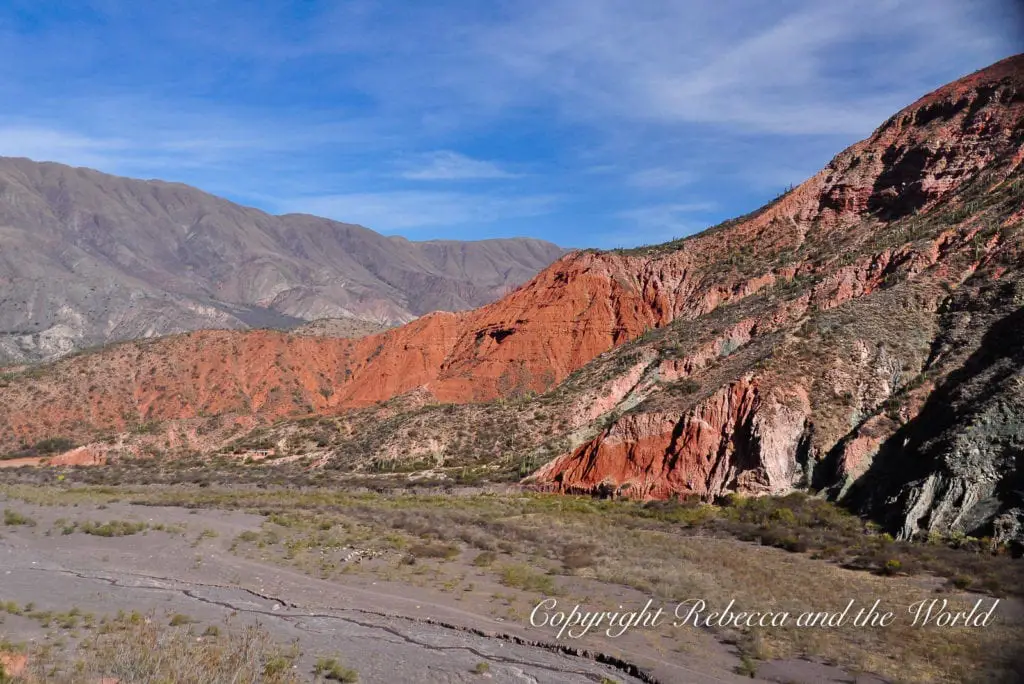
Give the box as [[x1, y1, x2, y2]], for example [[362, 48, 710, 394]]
[[20, 614, 300, 683], [560, 542, 598, 571], [407, 542, 460, 560]]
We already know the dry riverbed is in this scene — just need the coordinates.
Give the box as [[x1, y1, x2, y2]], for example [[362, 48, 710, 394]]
[[0, 484, 1020, 683]]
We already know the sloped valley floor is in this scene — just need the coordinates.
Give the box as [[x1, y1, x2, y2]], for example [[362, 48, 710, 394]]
[[0, 479, 1020, 683]]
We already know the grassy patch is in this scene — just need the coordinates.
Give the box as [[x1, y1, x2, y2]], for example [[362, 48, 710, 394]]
[[2, 508, 35, 527], [74, 520, 150, 537], [21, 610, 302, 682], [314, 656, 359, 682], [498, 564, 558, 594], [407, 542, 460, 560]]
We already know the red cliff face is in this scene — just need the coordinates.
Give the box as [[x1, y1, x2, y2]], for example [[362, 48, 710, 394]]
[[1, 54, 1023, 535], [0, 252, 670, 447], [532, 222, 1015, 502], [529, 55, 1024, 503], [535, 377, 812, 499]]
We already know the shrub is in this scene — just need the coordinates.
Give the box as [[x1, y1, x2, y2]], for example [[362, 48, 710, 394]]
[[472, 551, 497, 567], [561, 543, 597, 571], [769, 507, 797, 526], [736, 654, 758, 678], [2, 509, 35, 527], [33, 437, 76, 454], [78, 520, 148, 537], [26, 614, 300, 682], [882, 559, 902, 576], [314, 657, 359, 682], [499, 564, 557, 594], [667, 379, 701, 395], [407, 542, 459, 560]]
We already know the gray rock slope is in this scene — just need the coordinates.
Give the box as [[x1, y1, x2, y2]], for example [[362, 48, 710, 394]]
[[0, 156, 566, 363]]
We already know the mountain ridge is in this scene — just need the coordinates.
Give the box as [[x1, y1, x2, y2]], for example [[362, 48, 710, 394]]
[[0, 156, 566, 363], [1, 54, 1022, 545]]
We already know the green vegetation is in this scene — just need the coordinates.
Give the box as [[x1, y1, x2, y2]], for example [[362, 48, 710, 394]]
[[2, 508, 35, 527], [0, 602, 94, 630], [27, 611, 300, 682], [68, 519, 150, 537], [3, 483, 1016, 598], [407, 541, 460, 560], [2, 602, 305, 680], [192, 527, 219, 546], [314, 656, 359, 682], [736, 654, 758, 678], [498, 564, 557, 594], [32, 437, 76, 454], [0, 601, 22, 616], [472, 551, 497, 567], [130, 421, 162, 435], [882, 559, 903, 576]]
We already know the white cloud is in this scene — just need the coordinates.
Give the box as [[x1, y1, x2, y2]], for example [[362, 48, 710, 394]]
[[613, 202, 717, 245], [296, 0, 1008, 142], [0, 127, 130, 168], [399, 151, 519, 180], [0, 99, 395, 205], [627, 168, 697, 189], [276, 191, 560, 231], [0, 0, 1015, 244]]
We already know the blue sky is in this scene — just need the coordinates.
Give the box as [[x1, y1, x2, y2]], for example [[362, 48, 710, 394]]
[[0, 1, 1020, 248]]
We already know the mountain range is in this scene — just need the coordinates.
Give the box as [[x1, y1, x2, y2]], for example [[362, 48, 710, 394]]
[[0, 157, 565, 363], [1, 54, 1022, 547]]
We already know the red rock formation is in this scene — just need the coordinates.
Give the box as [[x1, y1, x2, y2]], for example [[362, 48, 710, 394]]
[[531, 56, 1024, 501], [49, 445, 107, 466], [535, 377, 812, 500], [0, 54, 1021, 504]]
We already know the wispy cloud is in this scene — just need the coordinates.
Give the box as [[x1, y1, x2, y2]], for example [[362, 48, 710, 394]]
[[0, 94, 397, 203], [617, 202, 716, 226], [456, 0, 1015, 135], [0, 126, 130, 169], [609, 202, 718, 246], [627, 168, 696, 189], [276, 191, 561, 232], [398, 151, 520, 180], [0, 0, 1017, 247]]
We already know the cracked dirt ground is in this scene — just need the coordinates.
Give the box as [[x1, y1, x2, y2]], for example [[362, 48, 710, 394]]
[[0, 495, 767, 684]]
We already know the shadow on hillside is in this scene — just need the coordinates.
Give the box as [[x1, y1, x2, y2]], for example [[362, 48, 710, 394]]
[[839, 286, 1024, 548]]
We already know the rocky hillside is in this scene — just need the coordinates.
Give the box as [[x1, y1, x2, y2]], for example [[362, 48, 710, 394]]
[[1, 55, 1022, 545], [289, 317, 394, 338], [0, 157, 565, 363]]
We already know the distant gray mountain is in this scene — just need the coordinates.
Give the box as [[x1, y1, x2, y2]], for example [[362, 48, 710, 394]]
[[0, 156, 567, 363]]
